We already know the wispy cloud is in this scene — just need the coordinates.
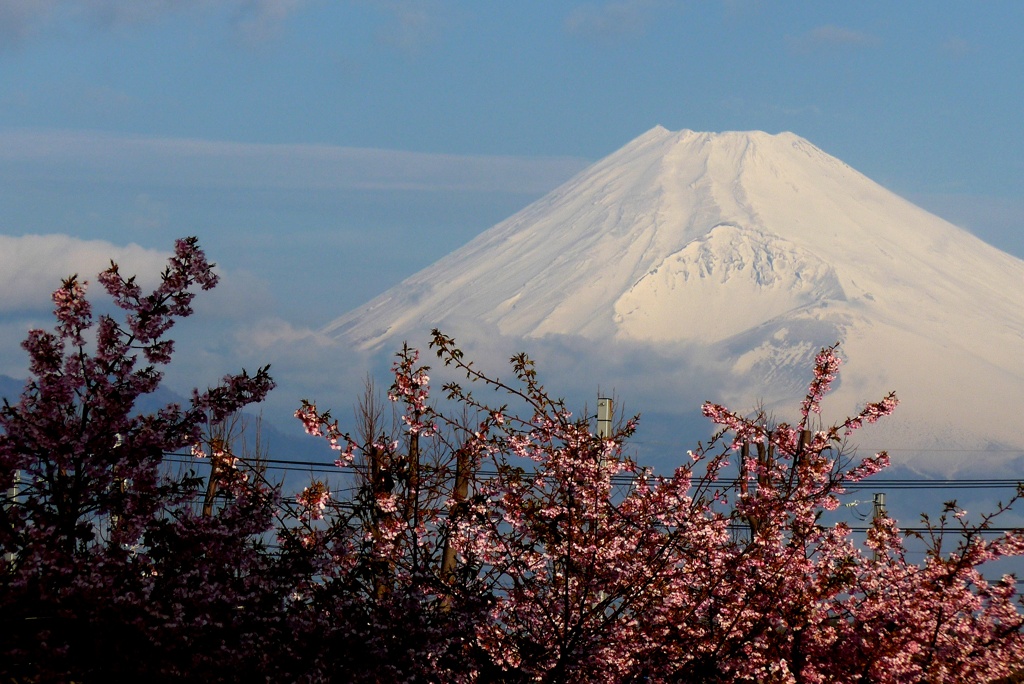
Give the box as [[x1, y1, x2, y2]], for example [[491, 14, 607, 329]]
[[0, 0, 57, 47], [0, 129, 590, 194], [787, 24, 878, 55], [721, 0, 761, 18], [368, 0, 450, 54], [941, 36, 971, 60], [565, 0, 669, 43], [0, 0, 310, 49], [230, 0, 309, 45]]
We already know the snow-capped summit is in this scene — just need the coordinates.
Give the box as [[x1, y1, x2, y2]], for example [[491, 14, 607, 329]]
[[324, 127, 1024, 473]]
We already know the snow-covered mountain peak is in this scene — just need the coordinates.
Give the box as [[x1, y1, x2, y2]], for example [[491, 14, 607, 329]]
[[323, 127, 1024, 473], [326, 126, 1004, 348], [613, 223, 846, 343]]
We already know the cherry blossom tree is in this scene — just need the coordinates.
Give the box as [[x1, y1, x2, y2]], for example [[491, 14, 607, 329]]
[[4, 237, 1022, 683], [0, 238, 283, 681], [296, 333, 1024, 683]]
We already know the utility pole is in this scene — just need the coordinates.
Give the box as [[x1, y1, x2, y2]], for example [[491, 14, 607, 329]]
[[440, 446, 472, 588], [872, 492, 887, 561], [4, 471, 19, 565], [596, 397, 613, 439], [594, 396, 614, 609], [872, 492, 886, 519]]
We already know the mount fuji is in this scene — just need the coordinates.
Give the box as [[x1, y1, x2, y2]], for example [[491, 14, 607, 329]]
[[324, 127, 1024, 474]]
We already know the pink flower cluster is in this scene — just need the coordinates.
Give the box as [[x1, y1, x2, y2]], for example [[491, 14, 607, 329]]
[[294, 400, 356, 466], [388, 346, 437, 437], [296, 481, 330, 521]]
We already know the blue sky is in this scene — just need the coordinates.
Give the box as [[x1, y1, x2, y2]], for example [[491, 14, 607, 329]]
[[0, 1, 1022, 431]]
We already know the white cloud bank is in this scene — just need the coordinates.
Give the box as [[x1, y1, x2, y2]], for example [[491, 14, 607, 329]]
[[0, 234, 171, 312]]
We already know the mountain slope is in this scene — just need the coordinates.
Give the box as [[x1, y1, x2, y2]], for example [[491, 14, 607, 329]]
[[324, 127, 1024, 472]]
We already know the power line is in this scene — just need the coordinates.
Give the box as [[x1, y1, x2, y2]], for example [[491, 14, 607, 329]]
[[164, 452, 1023, 490], [845, 480, 1023, 490]]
